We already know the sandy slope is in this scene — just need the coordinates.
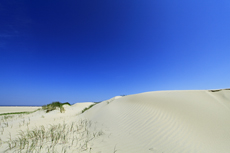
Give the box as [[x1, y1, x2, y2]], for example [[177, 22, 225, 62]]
[[82, 89, 230, 153], [1, 90, 230, 153]]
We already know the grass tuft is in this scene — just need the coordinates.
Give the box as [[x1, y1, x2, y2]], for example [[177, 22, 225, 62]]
[[42, 102, 71, 113], [81, 102, 99, 114], [3, 120, 104, 152], [0, 109, 39, 116]]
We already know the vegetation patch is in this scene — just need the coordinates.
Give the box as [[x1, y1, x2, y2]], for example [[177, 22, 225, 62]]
[[3, 120, 104, 153], [0, 109, 39, 116], [82, 102, 99, 114], [209, 88, 230, 92], [42, 102, 71, 113], [209, 89, 221, 92]]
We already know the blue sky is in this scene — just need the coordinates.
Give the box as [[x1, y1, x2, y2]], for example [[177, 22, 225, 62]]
[[1, 0, 230, 105]]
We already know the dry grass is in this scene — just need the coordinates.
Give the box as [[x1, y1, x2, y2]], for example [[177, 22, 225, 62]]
[[2, 119, 104, 153]]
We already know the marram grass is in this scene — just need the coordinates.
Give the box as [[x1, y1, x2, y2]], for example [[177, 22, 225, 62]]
[[42, 102, 71, 113], [3, 120, 104, 153]]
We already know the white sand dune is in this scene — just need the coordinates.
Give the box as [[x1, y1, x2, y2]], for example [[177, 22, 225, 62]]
[[83, 89, 230, 153], [1, 89, 230, 153]]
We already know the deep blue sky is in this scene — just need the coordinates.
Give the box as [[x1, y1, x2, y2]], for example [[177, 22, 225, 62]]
[[1, 0, 230, 105]]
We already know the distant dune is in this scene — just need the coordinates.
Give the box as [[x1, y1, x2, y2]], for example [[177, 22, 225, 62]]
[[1, 89, 230, 153]]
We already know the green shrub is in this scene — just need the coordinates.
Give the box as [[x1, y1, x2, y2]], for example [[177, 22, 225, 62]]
[[42, 102, 71, 113]]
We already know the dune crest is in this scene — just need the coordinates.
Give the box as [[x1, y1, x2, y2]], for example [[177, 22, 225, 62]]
[[83, 90, 230, 153]]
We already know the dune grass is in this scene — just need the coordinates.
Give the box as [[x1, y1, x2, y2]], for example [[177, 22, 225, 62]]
[[81, 102, 99, 114], [3, 120, 104, 153], [209, 88, 230, 92], [42, 102, 71, 113], [0, 109, 40, 116]]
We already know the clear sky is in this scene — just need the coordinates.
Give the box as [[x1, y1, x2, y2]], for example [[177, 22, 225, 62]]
[[1, 0, 230, 105]]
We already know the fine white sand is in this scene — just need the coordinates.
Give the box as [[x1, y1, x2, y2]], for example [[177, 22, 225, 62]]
[[1, 89, 230, 153]]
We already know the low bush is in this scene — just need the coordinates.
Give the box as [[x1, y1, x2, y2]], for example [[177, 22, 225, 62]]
[[42, 102, 71, 113]]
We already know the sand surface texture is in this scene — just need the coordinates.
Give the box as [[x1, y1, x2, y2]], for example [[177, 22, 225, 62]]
[[1, 89, 230, 153]]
